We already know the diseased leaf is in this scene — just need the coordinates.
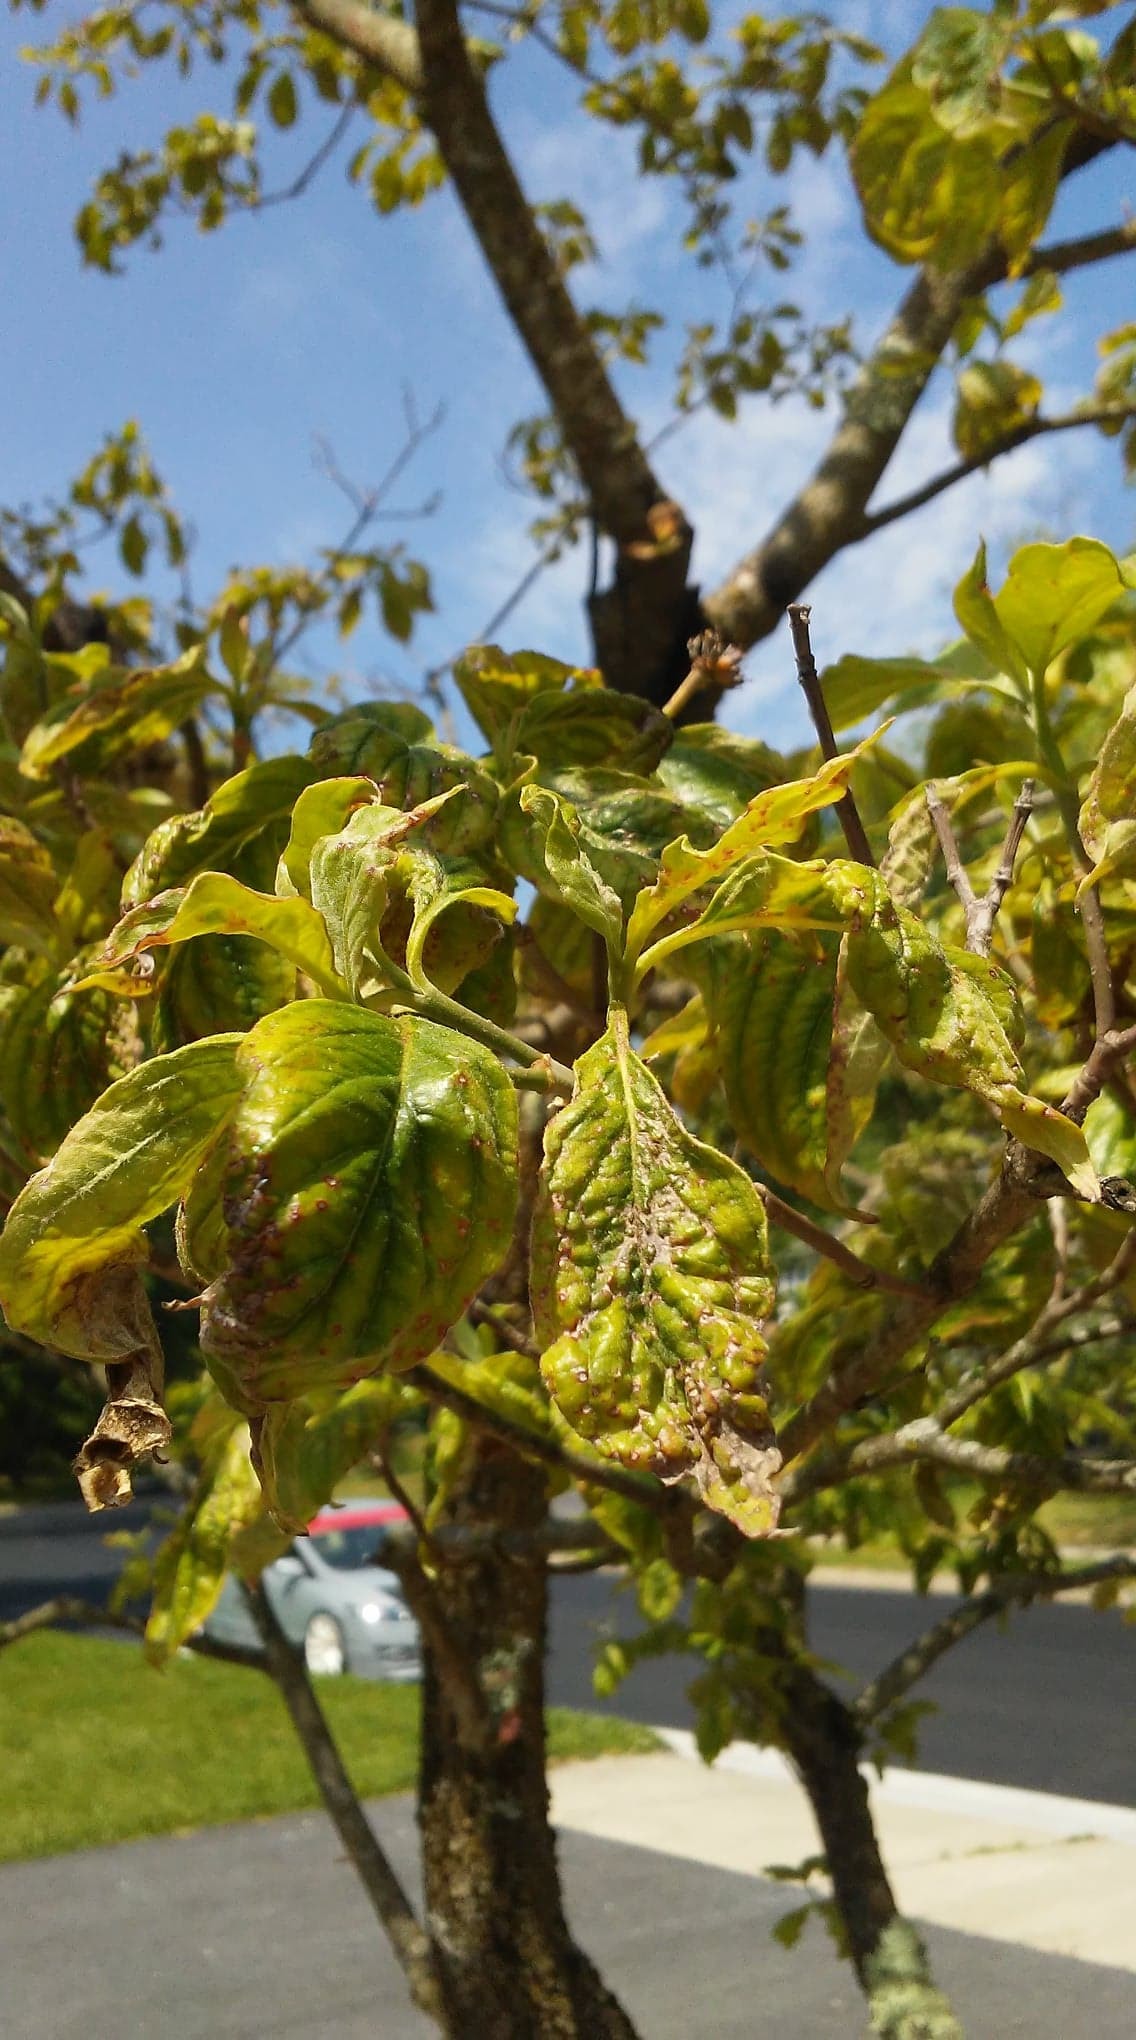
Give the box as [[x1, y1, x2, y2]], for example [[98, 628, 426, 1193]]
[[705, 932, 852, 1211], [952, 360, 1041, 462], [96, 874, 346, 999], [275, 776, 379, 900], [309, 706, 500, 852], [19, 648, 217, 780], [511, 687, 672, 775], [0, 1034, 244, 1363], [0, 975, 121, 1160], [398, 848, 516, 994], [655, 723, 790, 829], [181, 1001, 518, 1410], [531, 1009, 781, 1537], [954, 541, 1030, 689], [153, 935, 296, 1049]]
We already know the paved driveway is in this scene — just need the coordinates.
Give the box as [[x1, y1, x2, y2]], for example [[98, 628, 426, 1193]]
[[2, 1792, 1132, 2038]]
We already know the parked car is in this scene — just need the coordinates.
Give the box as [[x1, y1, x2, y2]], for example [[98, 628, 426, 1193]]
[[204, 1500, 421, 1679]]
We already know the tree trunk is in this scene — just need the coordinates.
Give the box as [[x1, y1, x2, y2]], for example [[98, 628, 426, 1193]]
[[779, 1659, 962, 2040], [412, 1442, 641, 2039]]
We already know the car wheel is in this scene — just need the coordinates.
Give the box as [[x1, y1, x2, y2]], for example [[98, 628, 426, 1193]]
[[303, 1612, 348, 1677]]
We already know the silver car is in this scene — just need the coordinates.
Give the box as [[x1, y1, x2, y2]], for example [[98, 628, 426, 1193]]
[[205, 1501, 422, 1679]]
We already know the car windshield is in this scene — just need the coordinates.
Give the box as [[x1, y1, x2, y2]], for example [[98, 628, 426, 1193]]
[[308, 1524, 392, 1572]]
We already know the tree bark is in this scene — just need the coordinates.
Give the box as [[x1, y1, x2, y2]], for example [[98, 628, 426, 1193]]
[[407, 1440, 640, 2039], [779, 1658, 962, 2040]]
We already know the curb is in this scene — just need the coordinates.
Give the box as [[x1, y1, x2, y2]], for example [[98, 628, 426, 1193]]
[[654, 1728, 1136, 1848]]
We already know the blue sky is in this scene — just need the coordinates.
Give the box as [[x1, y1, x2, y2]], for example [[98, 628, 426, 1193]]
[[2, 1, 1133, 753]]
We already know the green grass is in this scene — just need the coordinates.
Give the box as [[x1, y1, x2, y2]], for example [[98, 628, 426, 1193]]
[[0, 1633, 660, 1864]]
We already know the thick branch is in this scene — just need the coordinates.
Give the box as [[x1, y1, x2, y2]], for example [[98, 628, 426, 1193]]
[[855, 1555, 1136, 1727], [413, 0, 664, 546], [705, 136, 1119, 648], [241, 1582, 444, 2020], [295, 0, 424, 90], [1028, 219, 1136, 277]]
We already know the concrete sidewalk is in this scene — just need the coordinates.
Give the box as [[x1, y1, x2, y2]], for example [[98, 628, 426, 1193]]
[[551, 1741, 1136, 1974]]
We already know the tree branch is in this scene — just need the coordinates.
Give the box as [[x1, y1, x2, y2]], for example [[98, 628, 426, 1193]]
[[759, 1183, 931, 1303], [1062, 1020, 1136, 1125], [860, 406, 1136, 541], [926, 778, 1035, 956], [408, 1359, 674, 1514], [934, 1228, 1136, 1428], [804, 1418, 1136, 1500], [240, 1582, 444, 2019], [705, 136, 1119, 648], [1027, 219, 1136, 278], [854, 1555, 1136, 1727], [294, 0, 424, 91]]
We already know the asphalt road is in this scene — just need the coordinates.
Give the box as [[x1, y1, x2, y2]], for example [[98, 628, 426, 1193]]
[[4, 1794, 1133, 2040], [4, 1498, 1134, 1804]]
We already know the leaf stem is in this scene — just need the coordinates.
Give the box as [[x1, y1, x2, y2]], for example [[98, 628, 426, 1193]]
[[377, 946, 574, 1092]]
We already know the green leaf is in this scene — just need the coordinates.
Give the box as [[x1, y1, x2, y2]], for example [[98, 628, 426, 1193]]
[[635, 851, 856, 979], [983, 538, 1130, 681], [1079, 681, 1136, 885], [953, 541, 1030, 689], [145, 1424, 262, 1662], [706, 932, 850, 1211], [453, 644, 600, 757], [953, 359, 1042, 462], [19, 648, 217, 781], [531, 1009, 780, 1537], [181, 1001, 518, 1410], [626, 742, 875, 972], [96, 874, 346, 1000], [0, 817, 60, 954], [268, 69, 298, 128], [123, 755, 317, 906], [821, 655, 957, 732], [0, 1035, 243, 1362], [518, 784, 624, 957], [654, 723, 791, 828], [251, 1376, 422, 1536]]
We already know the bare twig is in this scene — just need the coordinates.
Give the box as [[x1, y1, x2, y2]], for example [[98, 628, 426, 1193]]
[[796, 1418, 1136, 1501], [260, 103, 357, 209], [926, 778, 1035, 955], [0, 1592, 266, 1673], [1027, 219, 1136, 278], [854, 1554, 1136, 1727], [786, 605, 875, 866], [240, 1582, 443, 2017]]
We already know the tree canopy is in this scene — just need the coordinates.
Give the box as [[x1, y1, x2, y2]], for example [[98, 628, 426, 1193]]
[[2, 7, 1136, 2040]]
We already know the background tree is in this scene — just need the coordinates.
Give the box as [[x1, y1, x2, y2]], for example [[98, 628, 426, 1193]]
[[2, 6, 1136, 2040]]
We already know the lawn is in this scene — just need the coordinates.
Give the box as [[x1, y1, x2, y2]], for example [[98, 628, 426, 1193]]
[[0, 1633, 660, 1864]]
